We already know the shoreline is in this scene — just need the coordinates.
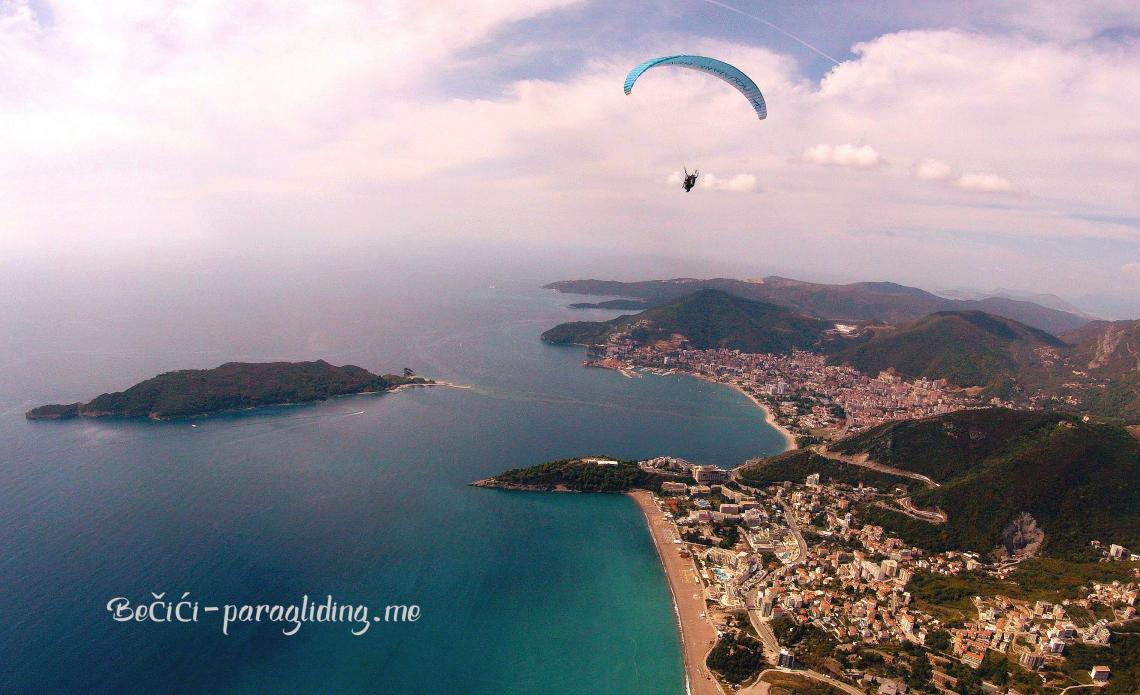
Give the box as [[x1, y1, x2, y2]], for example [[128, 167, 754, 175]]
[[690, 374, 797, 453], [629, 490, 724, 695], [729, 383, 797, 453]]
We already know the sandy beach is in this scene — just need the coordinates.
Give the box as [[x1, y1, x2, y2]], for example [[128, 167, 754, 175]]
[[728, 383, 797, 452], [690, 374, 797, 452], [629, 490, 725, 695]]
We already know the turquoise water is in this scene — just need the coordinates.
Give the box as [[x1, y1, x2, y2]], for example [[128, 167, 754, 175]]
[[0, 263, 786, 693]]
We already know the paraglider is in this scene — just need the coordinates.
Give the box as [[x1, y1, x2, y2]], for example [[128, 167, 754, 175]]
[[624, 55, 765, 192], [682, 168, 699, 192]]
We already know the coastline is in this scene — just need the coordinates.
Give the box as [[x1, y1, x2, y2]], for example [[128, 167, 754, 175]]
[[729, 383, 797, 453], [629, 490, 724, 695], [630, 372, 794, 695], [690, 374, 797, 453]]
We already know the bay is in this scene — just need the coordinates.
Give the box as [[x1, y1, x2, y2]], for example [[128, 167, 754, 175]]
[[0, 256, 787, 693]]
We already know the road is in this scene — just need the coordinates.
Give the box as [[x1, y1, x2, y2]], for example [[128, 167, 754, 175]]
[[896, 496, 947, 523], [780, 499, 808, 566], [812, 444, 940, 488], [738, 668, 865, 695], [1059, 684, 1104, 695]]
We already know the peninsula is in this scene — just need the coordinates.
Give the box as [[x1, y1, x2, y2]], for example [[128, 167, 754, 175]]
[[25, 360, 434, 420], [476, 409, 1140, 694]]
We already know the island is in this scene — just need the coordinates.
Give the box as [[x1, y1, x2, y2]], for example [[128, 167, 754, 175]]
[[26, 360, 435, 420]]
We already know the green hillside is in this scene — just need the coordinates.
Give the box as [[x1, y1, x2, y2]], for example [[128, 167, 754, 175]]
[[831, 409, 1139, 560], [541, 289, 830, 353], [483, 457, 664, 492], [738, 449, 914, 490], [831, 310, 1066, 389]]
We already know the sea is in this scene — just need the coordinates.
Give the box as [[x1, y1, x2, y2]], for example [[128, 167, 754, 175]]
[[0, 247, 788, 694]]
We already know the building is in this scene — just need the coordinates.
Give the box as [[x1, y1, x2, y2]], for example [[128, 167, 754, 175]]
[[743, 508, 764, 528], [805, 472, 821, 487], [1109, 544, 1128, 560], [1019, 651, 1044, 671], [1090, 666, 1111, 683], [661, 481, 688, 494], [778, 649, 796, 668], [719, 503, 741, 515], [880, 559, 899, 578], [692, 465, 729, 485]]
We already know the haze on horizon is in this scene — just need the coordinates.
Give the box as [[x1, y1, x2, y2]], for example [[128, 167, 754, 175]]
[[2, 1, 1139, 316]]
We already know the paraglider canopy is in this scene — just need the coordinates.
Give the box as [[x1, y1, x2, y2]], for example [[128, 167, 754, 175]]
[[623, 55, 766, 120]]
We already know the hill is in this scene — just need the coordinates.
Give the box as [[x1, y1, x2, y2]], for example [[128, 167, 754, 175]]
[[831, 310, 1066, 390], [1063, 318, 1140, 376], [738, 449, 915, 490], [26, 361, 427, 420], [472, 457, 666, 492], [1057, 319, 1140, 420], [544, 276, 1088, 335], [825, 409, 1140, 560], [541, 289, 831, 354]]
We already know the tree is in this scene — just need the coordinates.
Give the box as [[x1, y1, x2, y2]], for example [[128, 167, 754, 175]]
[[908, 652, 932, 691]]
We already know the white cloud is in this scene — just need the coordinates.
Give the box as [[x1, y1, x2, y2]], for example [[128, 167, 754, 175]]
[[913, 158, 954, 181], [0, 4, 1138, 297], [955, 173, 1014, 194], [802, 143, 882, 169], [701, 173, 758, 192]]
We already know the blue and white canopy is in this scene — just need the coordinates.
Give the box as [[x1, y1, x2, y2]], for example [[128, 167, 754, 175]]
[[624, 55, 767, 120]]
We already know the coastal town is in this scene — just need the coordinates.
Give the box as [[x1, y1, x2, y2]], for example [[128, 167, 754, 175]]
[[584, 328, 1003, 443], [632, 456, 1139, 695], [533, 326, 1140, 694]]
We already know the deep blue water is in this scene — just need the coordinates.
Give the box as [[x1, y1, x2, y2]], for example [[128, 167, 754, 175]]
[[0, 262, 786, 693]]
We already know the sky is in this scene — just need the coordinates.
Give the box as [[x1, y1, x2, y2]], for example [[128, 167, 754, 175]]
[[2, 1, 1139, 314]]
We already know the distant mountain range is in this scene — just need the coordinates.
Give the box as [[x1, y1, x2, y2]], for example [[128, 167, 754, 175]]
[[545, 276, 1090, 335], [543, 284, 1140, 421], [542, 289, 834, 354], [745, 408, 1140, 562], [935, 286, 1094, 318]]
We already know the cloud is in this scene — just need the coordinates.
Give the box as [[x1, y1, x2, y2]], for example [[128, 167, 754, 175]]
[[955, 173, 1014, 194], [913, 158, 954, 181], [701, 173, 758, 192], [802, 143, 882, 169], [0, 4, 1138, 299], [1123, 263, 1140, 275]]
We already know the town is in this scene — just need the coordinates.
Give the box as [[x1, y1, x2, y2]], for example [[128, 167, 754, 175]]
[[637, 455, 1138, 694], [585, 329, 1003, 442]]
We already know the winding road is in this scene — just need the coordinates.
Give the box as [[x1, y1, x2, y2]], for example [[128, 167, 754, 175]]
[[738, 668, 865, 695], [812, 445, 940, 489]]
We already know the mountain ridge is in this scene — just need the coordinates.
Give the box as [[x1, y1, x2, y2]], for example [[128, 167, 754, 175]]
[[542, 289, 832, 354], [545, 276, 1089, 335], [831, 310, 1065, 390]]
